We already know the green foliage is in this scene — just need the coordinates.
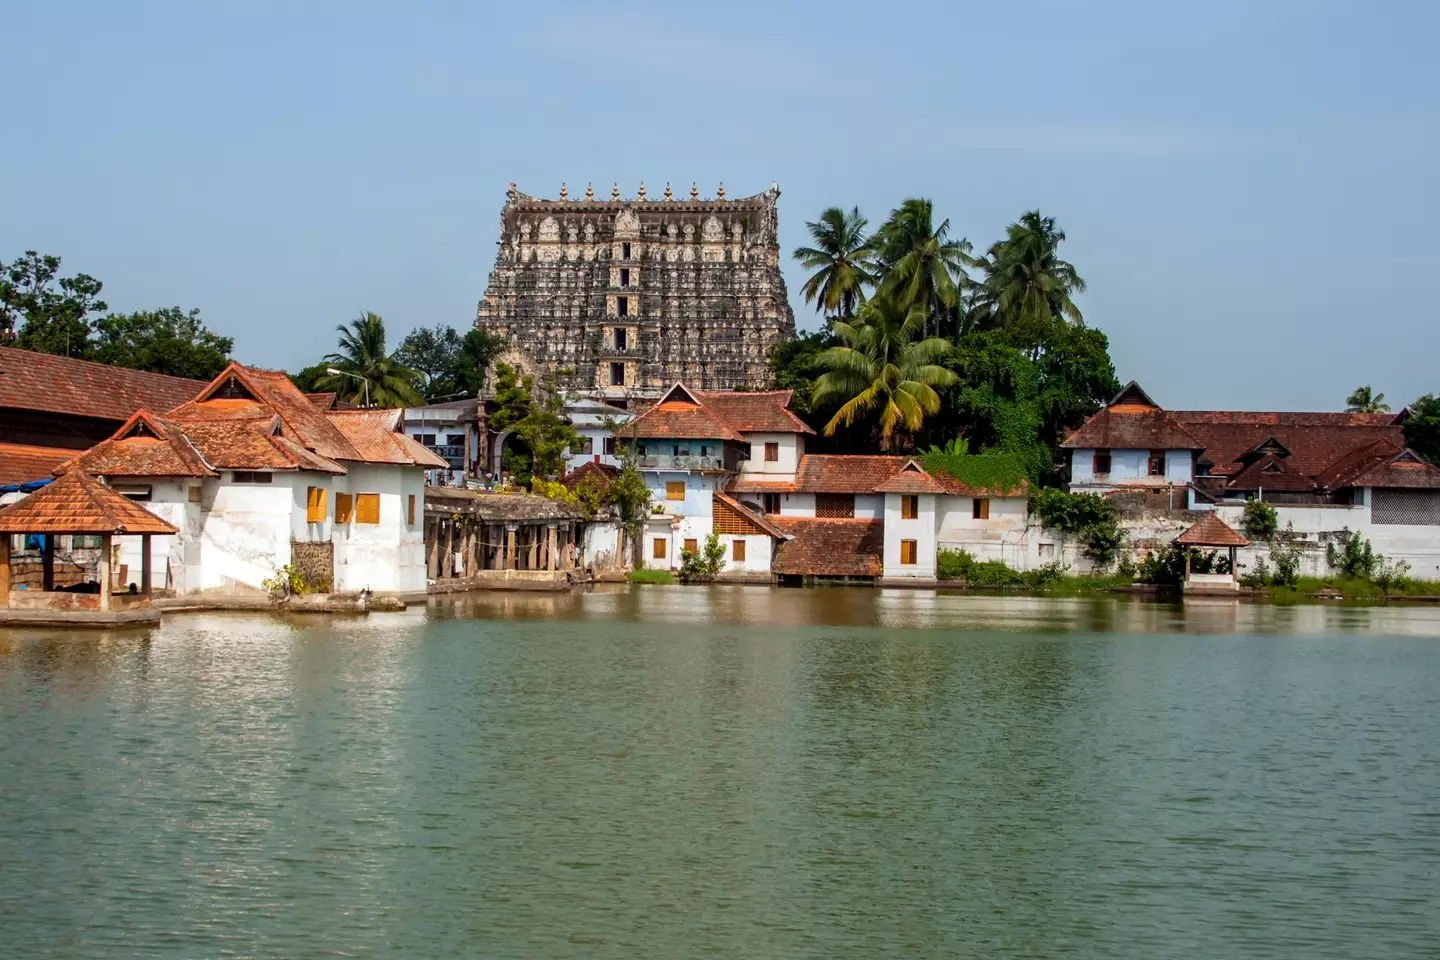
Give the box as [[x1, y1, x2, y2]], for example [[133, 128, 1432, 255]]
[[934, 548, 1064, 587], [488, 362, 531, 431], [1139, 545, 1228, 585], [514, 374, 580, 480], [91, 307, 233, 379], [288, 363, 331, 393], [627, 568, 675, 585], [391, 325, 502, 402], [812, 291, 957, 447], [1373, 557, 1412, 595], [1116, 554, 1137, 581], [679, 534, 727, 582], [603, 442, 653, 567], [870, 198, 973, 338], [768, 331, 837, 421], [1245, 540, 1303, 588], [317, 312, 422, 407], [1, 250, 107, 355], [791, 206, 875, 320], [1403, 393, 1440, 466], [920, 450, 1031, 494], [1029, 488, 1122, 566], [923, 437, 969, 458], [937, 548, 973, 580], [1326, 528, 1378, 580], [261, 562, 324, 597], [968, 210, 1086, 344], [1241, 499, 1279, 542], [570, 475, 606, 520], [1345, 385, 1389, 413]]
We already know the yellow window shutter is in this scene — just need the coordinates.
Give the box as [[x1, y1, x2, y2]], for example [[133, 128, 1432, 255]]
[[356, 493, 380, 524], [407, 494, 416, 525], [336, 493, 353, 523]]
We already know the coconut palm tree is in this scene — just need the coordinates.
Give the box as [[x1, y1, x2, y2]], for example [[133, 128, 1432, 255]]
[[792, 206, 875, 320], [1345, 385, 1390, 413], [871, 198, 973, 339], [812, 292, 957, 448], [970, 210, 1086, 339], [318, 312, 423, 408]]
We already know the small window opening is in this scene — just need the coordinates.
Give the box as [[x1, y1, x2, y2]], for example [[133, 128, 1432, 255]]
[[617, 296, 629, 317], [610, 363, 625, 386], [614, 328, 627, 350], [622, 242, 632, 260]]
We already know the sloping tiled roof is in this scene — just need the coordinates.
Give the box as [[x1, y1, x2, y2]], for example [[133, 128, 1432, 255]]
[[0, 470, 178, 534], [561, 460, 619, 490], [770, 518, 884, 577], [698, 390, 816, 435], [1175, 514, 1249, 547], [305, 392, 338, 409], [1172, 411, 1402, 478], [327, 409, 451, 467], [170, 363, 362, 462], [423, 485, 587, 521], [713, 491, 790, 540], [0, 346, 204, 422], [624, 384, 745, 441], [1060, 407, 1203, 450], [1347, 450, 1440, 489], [0, 443, 73, 485], [793, 455, 907, 493], [1224, 454, 1316, 492], [56, 410, 217, 478], [875, 460, 950, 494], [170, 418, 346, 474], [727, 475, 799, 494]]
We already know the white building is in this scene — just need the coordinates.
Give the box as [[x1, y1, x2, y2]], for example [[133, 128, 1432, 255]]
[[562, 397, 632, 474], [403, 398, 483, 487], [60, 363, 449, 595]]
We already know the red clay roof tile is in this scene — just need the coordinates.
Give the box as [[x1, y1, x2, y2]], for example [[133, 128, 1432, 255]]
[[0, 443, 73, 485], [770, 517, 884, 576], [1175, 514, 1249, 547], [697, 390, 815, 434], [327, 409, 450, 467], [0, 470, 178, 535], [0, 346, 204, 423]]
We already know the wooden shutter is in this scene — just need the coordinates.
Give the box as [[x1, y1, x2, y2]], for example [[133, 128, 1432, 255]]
[[355, 493, 380, 524], [335, 493, 353, 523], [972, 498, 990, 520], [684, 538, 698, 554], [764, 442, 779, 462], [900, 539, 917, 564], [407, 494, 416, 525], [306, 486, 326, 523], [666, 481, 685, 501], [653, 538, 666, 559], [732, 539, 746, 562], [902, 495, 918, 519]]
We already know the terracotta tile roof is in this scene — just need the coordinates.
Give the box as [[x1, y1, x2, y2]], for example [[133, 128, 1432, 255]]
[[305, 392, 338, 409], [56, 410, 217, 478], [561, 460, 619, 490], [327, 409, 451, 467], [875, 460, 950, 494], [624, 384, 745, 441], [713, 491, 790, 540], [168, 417, 346, 474], [1175, 514, 1249, 547], [0, 470, 177, 535], [0, 346, 204, 422], [697, 390, 815, 435], [1311, 440, 1399, 491], [1347, 450, 1440, 489], [726, 475, 799, 494], [793, 454, 908, 493], [770, 518, 884, 577], [424, 485, 588, 521], [1173, 411, 1403, 478], [170, 363, 361, 462], [1224, 454, 1316, 492], [0, 443, 73, 485], [1060, 407, 1203, 450]]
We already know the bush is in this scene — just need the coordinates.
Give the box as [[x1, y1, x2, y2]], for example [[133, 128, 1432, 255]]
[[1372, 557, 1412, 595], [628, 568, 675, 585], [1030, 488, 1123, 567], [1327, 529, 1378, 580], [937, 548, 975, 581], [1023, 561, 1068, 587], [1116, 554, 1137, 581], [1269, 540, 1302, 587], [678, 534, 727, 582], [966, 559, 1023, 586], [1138, 545, 1225, 585], [1241, 499, 1279, 541]]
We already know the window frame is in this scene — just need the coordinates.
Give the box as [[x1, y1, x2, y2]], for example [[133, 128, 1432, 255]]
[[972, 497, 990, 520], [665, 480, 685, 501], [684, 538, 698, 555], [335, 493, 354, 524], [306, 485, 327, 523], [407, 494, 416, 526], [232, 471, 272, 484], [1093, 449, 1112, 475], [901, 494, 918, 520], [762, 492, 781, 514], [732, 539, 746, 562], [1148, 450, 1167, 477], [355, 493, 380, 524], [900, 539, 918, 565], [652, 537, 667, 560], [764, 442, 779, 462], [815, 492, 856, 518]]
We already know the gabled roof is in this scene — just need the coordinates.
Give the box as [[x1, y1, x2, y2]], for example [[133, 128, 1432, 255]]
[[1060, 406, 1203, 451], [327, 409, 451, 467], [170, 363, 361, 462], [1175, 411, 1402, 478], [1108, 381, 1160, 409], [792, 455, 908, 494], [1224, 453, 1316, 493], [1175, 514, 1249, 547], [713, 491, 790, 540], [1347, 449, 1440, 490], [698, 390, 815, 435], [169, 417, 346, 474], [770, 517, 884, 577], [0, 443, 73, 485], [874, 460, 949, 494], [56, 410, 218, 479], [560, 460, 620, 490], [0, 346, 204, 422], [623, 383, 745, 441], [0, 470, 178, 535]]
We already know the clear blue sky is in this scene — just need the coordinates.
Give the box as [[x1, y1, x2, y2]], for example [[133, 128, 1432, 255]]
[[3, 0, 1436, 410]]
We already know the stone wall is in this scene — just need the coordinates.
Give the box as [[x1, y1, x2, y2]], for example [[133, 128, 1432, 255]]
[[290, 540, 334, 592]]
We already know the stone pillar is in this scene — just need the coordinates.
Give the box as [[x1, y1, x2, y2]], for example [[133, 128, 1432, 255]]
[[140, 534, 153, 596], [527, 527, 538, 570], [0, 535, 10, 609], [561, 524, 573, 570], [547, 524, 558, 572], [466, 522, 478, 577], [42, 535, 55, 592], [98, 533, 112, 612], [427, 519, 439, 579], [445, 520, 455, 579], [506, 525, 517, 570]]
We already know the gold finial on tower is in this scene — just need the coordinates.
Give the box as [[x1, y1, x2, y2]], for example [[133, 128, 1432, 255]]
[[717, 182, 725, 200], [612, 183, 619, 201], [637, 181, 646, 200], [664, 182, 672, 201], [691, 182, 698, 200], [585, 182, 593, 201], [559, 182, 567, 200]]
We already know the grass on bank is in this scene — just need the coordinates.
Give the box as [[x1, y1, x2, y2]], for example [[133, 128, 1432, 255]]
[[627, 569, 676, 585]]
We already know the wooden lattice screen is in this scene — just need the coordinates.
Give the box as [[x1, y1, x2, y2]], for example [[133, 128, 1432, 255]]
[[815, 493, 855, 519], [713, 496, 765, 535]]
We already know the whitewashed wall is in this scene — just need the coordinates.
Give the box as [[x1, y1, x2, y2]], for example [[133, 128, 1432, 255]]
[[717, 533, 773, 574], [738, 432, 803, 476], [882, 493, 937, 579]]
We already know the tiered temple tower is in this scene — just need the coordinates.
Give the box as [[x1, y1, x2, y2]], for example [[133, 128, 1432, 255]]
[[474, 181, 796, 405]]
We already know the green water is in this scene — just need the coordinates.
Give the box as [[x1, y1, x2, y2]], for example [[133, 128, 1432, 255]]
[[3, 587, 1440, 958]]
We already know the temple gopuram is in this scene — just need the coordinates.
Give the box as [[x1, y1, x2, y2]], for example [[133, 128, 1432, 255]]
[[474, 181, 796, 406]]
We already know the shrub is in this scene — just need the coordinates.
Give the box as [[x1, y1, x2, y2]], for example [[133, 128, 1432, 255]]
[[1269, 540, 1302, 587], [966, 559, 1023, 586], [1241, 499, 1279, 542], [1372, 557, 1412, 595], [1030, 488, 1123, 567], [262, 563, 307, 597], [678, 534, 727, 582], [1023, 561, 1068, 587], [1239, 556, 1272, 588], [1327, 529, 1378, 580], [1138, 545, 1224, 585], [1116, 554, 1137, 581], [937, 548, 975, 581]]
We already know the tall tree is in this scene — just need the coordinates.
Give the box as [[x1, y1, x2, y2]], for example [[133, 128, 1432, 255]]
[[1, 251, 108, 356], [970, 210, 1085, 349], [454, 328, 502, 398], [812, 292, 957, 448], [1403, 394, 1440, 465], [317, 312, 422, 408], [91, 307, 233, 379], [871, 199, 973, 338], [394, 324, 465, 401], [1345, 384, 1390, 413], [792, 206, 874, 320], [515, 373, 580, 479]]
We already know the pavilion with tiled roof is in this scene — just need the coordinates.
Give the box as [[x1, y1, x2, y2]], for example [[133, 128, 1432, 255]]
[[1174, 514, 1249, 592], [0, 470, 176, 612]]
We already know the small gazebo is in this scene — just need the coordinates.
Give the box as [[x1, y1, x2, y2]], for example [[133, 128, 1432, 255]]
[[1174, 513, 1250, 593], [0, 470, 177, 614]]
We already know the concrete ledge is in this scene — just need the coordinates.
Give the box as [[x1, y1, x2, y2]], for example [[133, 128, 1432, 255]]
[[428, 571, 577, 593], [0, 608, 162, 628]]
